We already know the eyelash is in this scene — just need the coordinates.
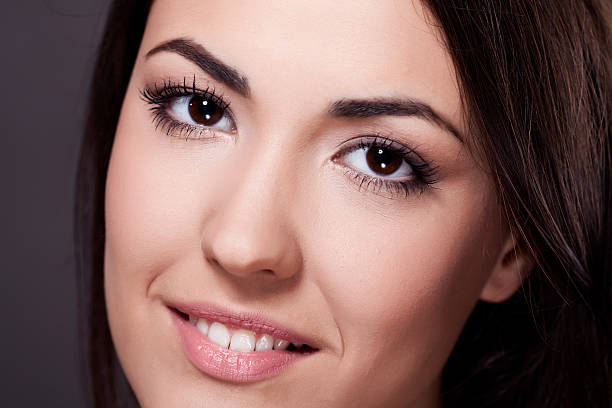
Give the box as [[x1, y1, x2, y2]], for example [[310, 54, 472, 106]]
[[140, 76, 233, 140], [333, 136, 439, 198], [139, 77, 439, 199]]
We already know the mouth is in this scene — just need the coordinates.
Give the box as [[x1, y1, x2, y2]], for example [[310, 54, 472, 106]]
[[168, 303, 319, 382], [172, 306, 317, 353]]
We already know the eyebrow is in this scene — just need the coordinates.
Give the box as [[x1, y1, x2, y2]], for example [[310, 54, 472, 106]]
[[146, 38, 251, 97], [328, 99, 463, 142], [146, 38, 463, 142]]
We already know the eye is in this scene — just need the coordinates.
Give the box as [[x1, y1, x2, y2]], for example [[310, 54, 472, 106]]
[[140, 78, 237, 140], [168, 94, 234, 133], [332, 136, 438, 199], [344, 144, 414, 179]]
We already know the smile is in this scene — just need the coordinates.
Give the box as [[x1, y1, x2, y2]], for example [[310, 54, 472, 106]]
[[168, 304, 319, 383], [182, 312, 315, 352]]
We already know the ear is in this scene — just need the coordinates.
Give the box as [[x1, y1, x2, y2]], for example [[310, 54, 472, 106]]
[[480, 234, 534, 303]]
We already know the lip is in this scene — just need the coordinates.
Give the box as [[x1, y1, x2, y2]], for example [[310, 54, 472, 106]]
[[168, 303, 319, 383]]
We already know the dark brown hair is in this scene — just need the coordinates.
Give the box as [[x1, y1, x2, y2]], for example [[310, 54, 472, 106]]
[[75, 1, 612, 406], [422, 2, 612, 406]]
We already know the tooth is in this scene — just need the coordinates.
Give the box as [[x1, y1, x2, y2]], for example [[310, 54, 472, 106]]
[[292, 343, 303, 348], [208, 322, 231, 348], [189, 315, 198, 326], [255, 334, 274, 351], [196, 318, 209, 335], [273, 339, 290, 350], [229, 330, 256, 352]]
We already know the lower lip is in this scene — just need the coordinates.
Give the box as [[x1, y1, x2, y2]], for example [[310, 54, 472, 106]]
[[170, 309, 310, 383]]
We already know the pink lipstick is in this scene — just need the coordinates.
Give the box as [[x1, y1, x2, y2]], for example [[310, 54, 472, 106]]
[[168, 304, 318, 382]]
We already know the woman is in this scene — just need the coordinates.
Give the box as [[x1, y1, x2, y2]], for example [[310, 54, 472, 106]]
[[75, 0, 612, 407]]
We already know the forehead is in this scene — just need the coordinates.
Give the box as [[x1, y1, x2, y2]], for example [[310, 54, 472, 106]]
[[141, 0, 461, 128]]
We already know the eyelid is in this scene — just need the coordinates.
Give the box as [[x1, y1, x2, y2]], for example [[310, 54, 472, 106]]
[[139, 76, 237, 140], [332, 134, 424, 163], [331, 134, 439, 199], [141, 76, 232, 115]]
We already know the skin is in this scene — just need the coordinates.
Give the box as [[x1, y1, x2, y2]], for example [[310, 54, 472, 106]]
[[104, 0, 529, 406]]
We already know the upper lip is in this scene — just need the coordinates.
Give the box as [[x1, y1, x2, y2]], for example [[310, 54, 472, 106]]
[[167, 301, 320, 348]]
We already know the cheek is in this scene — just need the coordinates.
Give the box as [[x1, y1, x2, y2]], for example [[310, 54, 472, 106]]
[[304, 178, 501, 397], [105, 112, 183, 301], [103, 96, 213, 390]]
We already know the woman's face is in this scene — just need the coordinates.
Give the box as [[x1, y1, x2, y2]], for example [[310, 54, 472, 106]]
[[105, 0, 510, 406]]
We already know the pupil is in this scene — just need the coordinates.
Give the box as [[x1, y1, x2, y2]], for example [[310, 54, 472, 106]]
[[366, 146, 402, 175], [188, 95, 223, 125]]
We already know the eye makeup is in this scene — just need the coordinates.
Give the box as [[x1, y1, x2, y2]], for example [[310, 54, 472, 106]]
[[139, 76, 236, 141], [139, 75, 440, 199], [331, 136, 439, 199]]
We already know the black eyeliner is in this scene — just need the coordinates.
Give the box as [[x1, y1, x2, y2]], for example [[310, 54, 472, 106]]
[[139, 76, 233, 140]]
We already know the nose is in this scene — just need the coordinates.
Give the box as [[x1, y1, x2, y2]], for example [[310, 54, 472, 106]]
[[200, 147, 303, 281]]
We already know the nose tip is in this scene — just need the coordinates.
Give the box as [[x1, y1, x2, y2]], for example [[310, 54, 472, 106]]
[[202, 228, 300, 280], [203, 236, 297, 279]]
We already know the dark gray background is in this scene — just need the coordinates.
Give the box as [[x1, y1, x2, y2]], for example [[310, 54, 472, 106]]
[[5, 1, 111, 406]]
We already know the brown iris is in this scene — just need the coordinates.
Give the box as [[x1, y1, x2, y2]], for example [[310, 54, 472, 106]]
[[188, 95, 223, 125], [365, 146, 403, 175]]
